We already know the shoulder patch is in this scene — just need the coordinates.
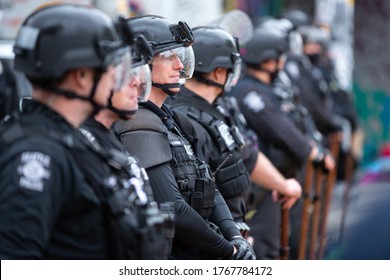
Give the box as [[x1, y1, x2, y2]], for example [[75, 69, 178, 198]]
[[243, 91, 265, 113], [15, 151, 52, 192]]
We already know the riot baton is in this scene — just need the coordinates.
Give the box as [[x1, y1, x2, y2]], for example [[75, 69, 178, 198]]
[[317, 134, 341, 259], [280, 205, 290, 260], [297, 160, 314, 260], [308, 167, 324, 260], [338, 149, 354, 243]]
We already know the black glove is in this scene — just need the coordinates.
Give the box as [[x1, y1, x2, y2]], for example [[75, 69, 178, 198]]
[[229, 237, 256, 260]]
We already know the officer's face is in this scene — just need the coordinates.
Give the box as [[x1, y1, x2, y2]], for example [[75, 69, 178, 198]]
[[152, 51, 184, 94], [94, 66, 117, 107], [303, 42, 322, 55], [111, 74, 139, 113]]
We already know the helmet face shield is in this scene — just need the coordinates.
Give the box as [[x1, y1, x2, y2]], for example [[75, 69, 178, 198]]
[[179, 46, 195, 79], [225, 53, 241, 92], [129, 64, 152, 102], [156, 46, 195, 79], [113, 48, 132, 92], [289, 31, 303, 56]]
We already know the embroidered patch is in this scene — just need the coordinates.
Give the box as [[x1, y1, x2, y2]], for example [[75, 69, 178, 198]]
[[243, 91, 265, 113], [79, 127, 98, 145], [16, 151, 51, 192], [217, 122, 235, 149], [183, 144, 194, 156]]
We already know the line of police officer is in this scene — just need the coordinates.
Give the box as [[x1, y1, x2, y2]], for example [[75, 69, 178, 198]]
[[0, 3, 256, 260], [0, 3, 355, 260]]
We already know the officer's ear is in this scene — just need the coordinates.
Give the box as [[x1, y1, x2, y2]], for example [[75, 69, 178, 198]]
[[73, 68, 92, 90], [214, 67, 228, 83]]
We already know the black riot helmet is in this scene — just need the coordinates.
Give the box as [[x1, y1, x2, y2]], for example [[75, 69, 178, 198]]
[[126, 15, 195, 96], [280, 8, 311, 28], [240, 27, 288, 66], [14, 4, 130, 81], [13, 4, 132, 113], [126, 15, 194, 55], [259, 17, 303, 56], [105, 17, 153, 120], [115, 16, 153, 101], [192, 26, 242, 92], [297, 25, 330, 66], [297, 25, 330, 46]]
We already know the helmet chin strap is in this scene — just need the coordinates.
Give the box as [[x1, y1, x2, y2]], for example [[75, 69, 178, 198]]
[[152, 82, 181, 96], [43, 71, 105, 116], [194, 72, 226, 97], [195, 74, 224, 89]]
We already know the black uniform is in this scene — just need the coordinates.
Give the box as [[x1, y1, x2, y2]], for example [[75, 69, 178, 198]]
[[168, 87, 251, 223], [113, 100, 240, 259], [80, 117, 175, 259], [0, 101, 116, 259], [316, 56, 359, 181], [215, 95, 259, 176], [213, 95, 262, 219], [229, 73, 313, 177], [284, 54, 342, 137], [228, 73, 314, 259]]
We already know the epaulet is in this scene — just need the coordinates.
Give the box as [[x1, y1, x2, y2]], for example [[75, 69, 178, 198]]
[[112, 108, 172, 169], [113, 108, 167, 135]]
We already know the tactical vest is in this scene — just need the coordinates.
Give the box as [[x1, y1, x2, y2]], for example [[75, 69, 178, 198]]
[[167, 126, 215, 220], [114, 104, 216, 221], [78, 125, 175, 259], [179, 105, 250, 198], [0, 113, 173, 260], [273, 74, 308, 134]]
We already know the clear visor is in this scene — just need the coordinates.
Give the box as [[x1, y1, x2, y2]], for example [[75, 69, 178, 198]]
[[225, 56, 242, 92], [129, 64, 152, 102], [113, 48, 132, 92], [157, 46, 195, 79]]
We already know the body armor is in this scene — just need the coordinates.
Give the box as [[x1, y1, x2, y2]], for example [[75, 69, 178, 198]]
[[0, 109, 171, 259], [177, 104, 250, 199], [114, 104, 216, 220]]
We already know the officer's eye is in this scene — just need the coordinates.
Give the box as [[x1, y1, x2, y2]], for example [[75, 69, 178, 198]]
[[159, 53, 177, 61]]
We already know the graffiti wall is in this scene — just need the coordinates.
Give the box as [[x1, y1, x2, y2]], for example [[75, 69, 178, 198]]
[[354, 0, 390, 164]]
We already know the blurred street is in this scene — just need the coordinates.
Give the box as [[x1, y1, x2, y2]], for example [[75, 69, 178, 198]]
[[324, 161, 390, 259]]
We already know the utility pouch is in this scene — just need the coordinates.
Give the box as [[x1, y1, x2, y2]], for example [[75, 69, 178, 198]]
[[230, 125, 245, 149], [191, 177, 216, 219]]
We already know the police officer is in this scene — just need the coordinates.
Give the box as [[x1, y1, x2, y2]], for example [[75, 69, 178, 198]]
[[297, 24, 359, 182], [168, 26, 302, 230], [0, 4, 136, 259], [256, 18, 339, 259], [113, 15, 255, 260], [228, 26, 335, 259], [259, 17, 326, 174], [79, 22, 174, 259], [280, 12, 343, 138]]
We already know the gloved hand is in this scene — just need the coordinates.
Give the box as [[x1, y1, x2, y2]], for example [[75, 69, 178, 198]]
[[312, 152, 335, 174], [229, 236, 256, 260]]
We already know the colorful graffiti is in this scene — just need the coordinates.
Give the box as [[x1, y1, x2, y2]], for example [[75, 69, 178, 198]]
[[354, 0, 390, 165]]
